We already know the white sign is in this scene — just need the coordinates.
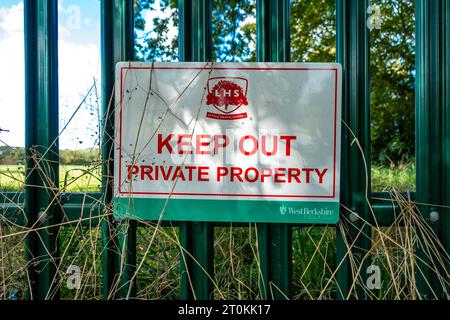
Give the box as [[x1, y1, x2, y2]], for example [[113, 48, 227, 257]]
[[114, 62, 341, 223]]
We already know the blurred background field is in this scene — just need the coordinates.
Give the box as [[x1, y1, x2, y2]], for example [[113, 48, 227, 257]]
[[0, 164, 101, 193], [0, 147, 101, 192]]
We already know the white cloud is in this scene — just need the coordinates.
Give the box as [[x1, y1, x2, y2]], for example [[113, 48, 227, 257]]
[[0, 2, 23, 34], [0, 2, 25, 147], [58, 39, 101, 150], [0, 1, 100, 149]]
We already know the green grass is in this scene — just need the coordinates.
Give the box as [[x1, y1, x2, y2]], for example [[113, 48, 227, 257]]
[[0, 165, 24, 192], [0, 165, 101, 193], [371, 162, 416, 192], [1, 162, 430, 300], [59, 165, 101, 192]]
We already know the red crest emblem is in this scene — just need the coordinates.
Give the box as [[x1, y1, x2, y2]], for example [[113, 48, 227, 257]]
[[206, 77, 249, 120]]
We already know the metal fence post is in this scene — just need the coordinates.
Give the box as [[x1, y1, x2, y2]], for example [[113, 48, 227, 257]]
[[335, 0, 371, 299], [256, 0, 292, 300], [415, 0, 450, 299], [24, 0, 60, 300], [100, 0, 136, 299], [178, 0, 214, 300], [442, 0, 450, 300]]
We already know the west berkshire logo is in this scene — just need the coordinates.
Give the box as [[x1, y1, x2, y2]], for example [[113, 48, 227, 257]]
[[206, 77, 248, 120], [279, 204, 288, 215]]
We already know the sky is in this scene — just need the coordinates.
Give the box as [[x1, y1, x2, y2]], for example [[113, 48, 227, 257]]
[[0, 0, 101, 150], [0, 0, 249, 150]]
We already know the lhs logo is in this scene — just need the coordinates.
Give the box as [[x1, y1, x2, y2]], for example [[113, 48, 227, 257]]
[[206, 77, 248, 120]]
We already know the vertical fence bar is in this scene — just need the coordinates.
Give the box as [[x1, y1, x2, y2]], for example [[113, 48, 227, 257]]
[[415, 0, 450, 299], [24, 0, 60, 300], [256, 0, 292, 300], [100, 0, 136, 299], [178, 0, 214, 300], [442, 0, 450, 299], [335, 0, 371, 299]]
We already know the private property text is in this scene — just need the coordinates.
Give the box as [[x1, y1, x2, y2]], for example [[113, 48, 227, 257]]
[[125, 133, 329, 185]]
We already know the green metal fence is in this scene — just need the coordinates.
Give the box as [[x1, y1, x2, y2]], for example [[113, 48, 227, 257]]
[[0, 0, 449, 300]]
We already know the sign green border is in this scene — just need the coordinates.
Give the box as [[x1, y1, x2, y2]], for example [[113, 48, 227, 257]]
[[114, 197, 339, 224]]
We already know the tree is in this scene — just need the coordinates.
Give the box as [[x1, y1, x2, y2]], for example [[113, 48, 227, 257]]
[[290, 0, 336, 63], [211, 0, 256, 62], [370, 0, 415, 165], [134, 0, 415, 165], [134, 0, 256, 62], [134, 0, 179, 61]]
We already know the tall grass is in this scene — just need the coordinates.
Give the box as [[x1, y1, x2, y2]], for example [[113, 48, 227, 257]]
[[372, 162, 416, 192], [0, 77, 448, 301], [1, 162, 448, 300]]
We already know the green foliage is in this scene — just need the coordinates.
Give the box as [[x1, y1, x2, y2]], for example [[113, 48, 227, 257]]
[[370, 0, 415, 165], [372, 160, 416, 191], [213, 227, 260, 299], [0, 146, 25, 165], [292, 227, 337, 299], [134, 0, 256, 62], [134, 0, 179, 61], [290, 0, 336, 62], [291, 0, 415, 165], [134, 0, 415, 165], [212, 1, 256, 62], [59, 148, 99, 166], [58, 227, 103, 299]]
